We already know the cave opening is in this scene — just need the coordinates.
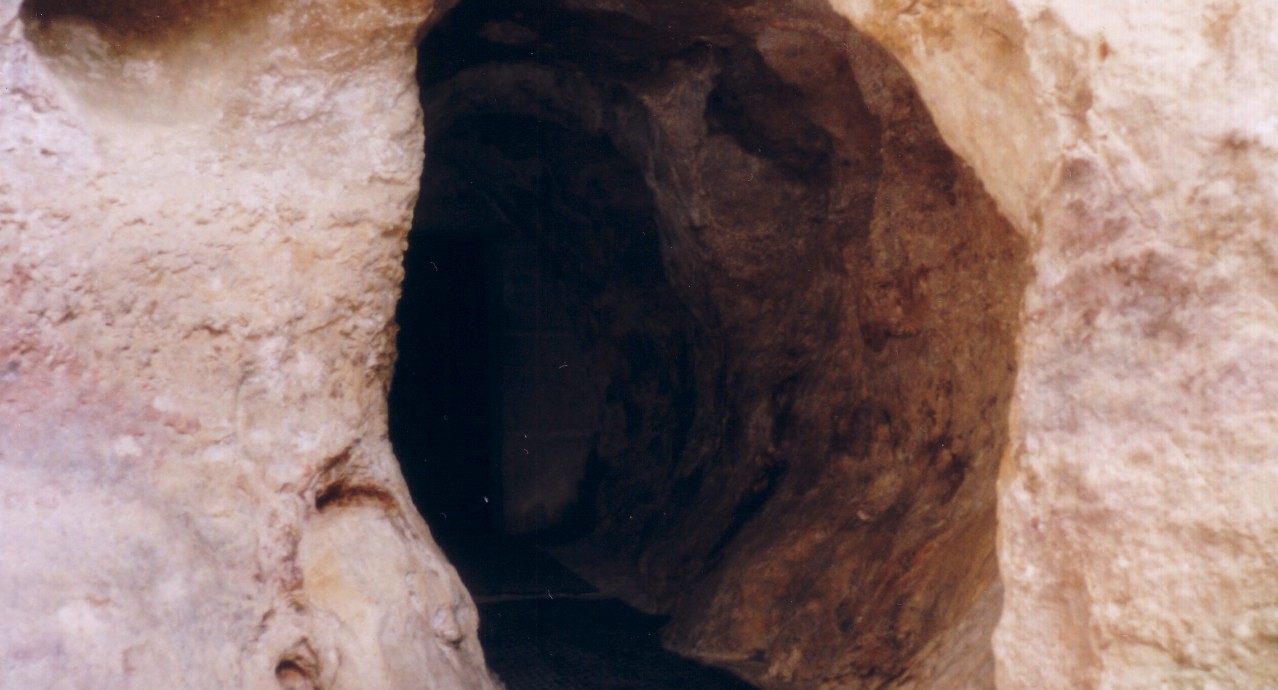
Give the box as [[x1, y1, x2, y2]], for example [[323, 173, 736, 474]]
[[390, 0, 1030, 688], [389, 107, 679, 545], [10, 0, 1038, 687]]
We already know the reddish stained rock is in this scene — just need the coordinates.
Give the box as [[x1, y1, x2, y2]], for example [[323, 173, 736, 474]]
[[1, 1, 500, 687], [8, 0, 1278, 688]]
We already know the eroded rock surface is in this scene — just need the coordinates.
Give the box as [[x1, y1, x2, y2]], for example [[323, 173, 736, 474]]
[[0, 1, 499, 688], [829, 2, 1278, 688], [413, 1, 1278, 689], [6, 0, 1276, 689], [413, 3, 1026, 688]]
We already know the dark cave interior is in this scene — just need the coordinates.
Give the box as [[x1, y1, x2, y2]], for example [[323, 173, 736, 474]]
[[388, 107, 686, 545], [388, 0, 1029, 687], [9, 0, 1034, 687]]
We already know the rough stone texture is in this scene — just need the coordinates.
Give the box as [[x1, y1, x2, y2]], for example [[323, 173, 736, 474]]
[[0, 1, 500, 688], [413, 3, 1026, 689], [414, 1, 1278, 689], [7, 0, 1276, 689], [826, 2, 1278, 688]]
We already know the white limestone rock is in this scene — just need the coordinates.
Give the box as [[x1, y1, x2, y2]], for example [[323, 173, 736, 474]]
[[830, 1, 1278, 688], [0, 1, 501, 687]]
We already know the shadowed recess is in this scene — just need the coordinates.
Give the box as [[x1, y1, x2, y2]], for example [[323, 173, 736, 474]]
[[20, 0, 269, 49], [395, 0, 1033, 687]]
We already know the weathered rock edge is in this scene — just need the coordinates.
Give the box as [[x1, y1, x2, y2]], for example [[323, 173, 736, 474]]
[[830, 1, 1278, 688], [1, 1, 500, 688]]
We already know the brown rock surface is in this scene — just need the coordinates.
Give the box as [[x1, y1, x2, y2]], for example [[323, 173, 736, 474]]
[[1, 1, 499, 688], [415, 2, 1278, 688], [414, 2, 1026, 688]]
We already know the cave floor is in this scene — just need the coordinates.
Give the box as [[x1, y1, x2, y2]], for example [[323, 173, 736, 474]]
[[478, 598, 757, 690], [438, 533, 757, 690]]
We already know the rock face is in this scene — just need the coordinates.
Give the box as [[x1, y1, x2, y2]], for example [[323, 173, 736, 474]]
[[827, 2, 1278, 688], [0, 1, 499, 688], [5, 0, 1277, 689], [413, 1, 1278, 688]]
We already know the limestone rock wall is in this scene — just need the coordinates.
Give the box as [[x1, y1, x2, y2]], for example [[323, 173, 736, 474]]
[[0, 1, 500, 688], [5, 0, 1276, 689], [829, 1, 1278, 688]]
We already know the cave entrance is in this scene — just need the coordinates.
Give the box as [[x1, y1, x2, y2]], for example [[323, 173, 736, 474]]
[[388, 228, 496, 538], [389, 5, 741, 685], [391, 0, 1029, 688], [388, 104, 678, 546]]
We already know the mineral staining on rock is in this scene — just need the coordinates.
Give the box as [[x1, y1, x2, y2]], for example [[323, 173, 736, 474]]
[[1, 1, 499, 688], [832, 2, 1278, 688], [4, 0, 1276, 689]]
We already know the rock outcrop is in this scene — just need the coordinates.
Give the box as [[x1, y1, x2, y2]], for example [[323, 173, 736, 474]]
[[5, 0, 1276, 689], [1, 1, 499, 687], [830, 2, 1278, 687]]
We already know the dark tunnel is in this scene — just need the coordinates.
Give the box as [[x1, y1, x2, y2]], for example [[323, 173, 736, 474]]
[[6, 0, 1040, 686], [387, 0, 1029, 688], [389, 111, 693, 544]]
